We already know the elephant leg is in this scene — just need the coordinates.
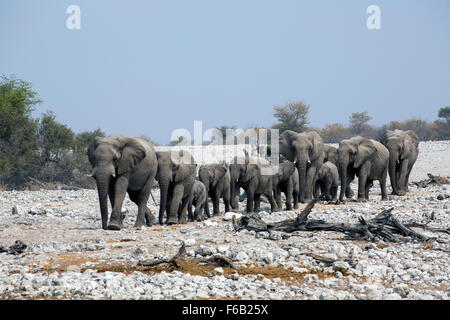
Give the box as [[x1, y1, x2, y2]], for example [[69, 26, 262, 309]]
[[379, 168, 388, 200], [204, 193, 211, 219], [398, 159, 409, 195], [129, 190, 154, 228], [178, 196, 190, 224], [365, 180, 373, 200], [187, 198, 194, 222], [293, 188, 299, 209], [265, 190, 279, 212], [167, 184, 184, 225], [246, 189, 255, 214], [212, 190, 220, 216], [253, 194, 261, 212], [331, 186, 338, 201], [223, 191, 231, 213], [357, 169, 368, 202], [285, 181, 293, 210], [324, 181, 332, 201], [194, 202, 203, 221], [108, 176, 129, 230]]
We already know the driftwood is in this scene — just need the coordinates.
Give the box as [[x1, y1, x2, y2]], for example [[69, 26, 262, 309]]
[[138, 242, 237, 269], [233, 199, 433, 243], [412, 173, 449, 188], [0, 240, 27, 255]]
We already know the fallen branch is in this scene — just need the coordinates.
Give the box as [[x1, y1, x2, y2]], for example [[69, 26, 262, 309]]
[[233, 200, 433, 243], [412, 173, 449, 188], [137, 242, 237, 270]]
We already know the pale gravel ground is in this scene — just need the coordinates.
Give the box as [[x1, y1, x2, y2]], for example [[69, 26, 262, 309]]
[[0, 141, 448, 300]]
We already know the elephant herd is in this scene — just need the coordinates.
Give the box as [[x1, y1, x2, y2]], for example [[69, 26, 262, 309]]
[[87, 129, 419, 230]]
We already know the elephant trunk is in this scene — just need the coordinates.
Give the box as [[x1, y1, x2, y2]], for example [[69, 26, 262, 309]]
[[158, 179, 170, 225], [230, 176, 239, 211], [339, 156, 349, 202], [389, 150, 399, 194], [296, 155, 308, 203], [94, 167, 113, 230]]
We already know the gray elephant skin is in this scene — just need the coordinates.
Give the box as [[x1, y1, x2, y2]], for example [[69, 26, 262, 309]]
[[338, 136, 389, 202], [229, 155, 279, 213], [279, 130, 325, 203], [188, 180, 207, 221], [156, 150, 197, 225], [323, 145, 338, 167], [381, 129, 419, 196], [198, 164, 231, 217], [315, 161, 339, 201], [87, 135, 158, 230], [272, 160, 299, 210]]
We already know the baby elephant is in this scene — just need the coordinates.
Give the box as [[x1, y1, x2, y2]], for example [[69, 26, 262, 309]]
[[315, 161, 339, 201], [188, 180, 207, 221], [272, 161, 299, 210]]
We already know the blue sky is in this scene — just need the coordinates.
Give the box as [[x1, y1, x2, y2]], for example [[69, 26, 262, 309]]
[[1, 0, 449, 144]]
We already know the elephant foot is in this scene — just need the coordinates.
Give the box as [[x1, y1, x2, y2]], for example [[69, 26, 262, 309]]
[[179, 218, 187, 224], [397, 191, 406, 196], [145, 215, 155, 227], [166, 215, 178, 225], [107, 222, 122, 230], [381, 196, 388, 201], [356, 197, 367, 203]]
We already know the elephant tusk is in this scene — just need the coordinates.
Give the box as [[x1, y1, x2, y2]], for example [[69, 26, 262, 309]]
[[86, 174, 93, 178], [111, 172, 116, 178]]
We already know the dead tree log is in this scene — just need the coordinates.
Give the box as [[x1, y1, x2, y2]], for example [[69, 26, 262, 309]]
[[233, 199, 432, 243]]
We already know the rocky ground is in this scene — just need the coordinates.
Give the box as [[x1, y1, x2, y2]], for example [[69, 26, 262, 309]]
[[0, 141, 449, 300]]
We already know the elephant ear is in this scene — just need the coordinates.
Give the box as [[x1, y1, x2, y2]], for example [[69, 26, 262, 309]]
[[240, 163, 258, 183], [174, 163, 196, 182], [281, 161, 295, 181], [405, 130, 419, 148], [173, 152, 197, 182], [308, 131, 324, 161], [401, 132, 418, 160], [354, 139, 377, 168], [87, 136, 102, 166], [117, 138, 146, 175], [212, 165, 227, 187], [279, 130, 297, 162]]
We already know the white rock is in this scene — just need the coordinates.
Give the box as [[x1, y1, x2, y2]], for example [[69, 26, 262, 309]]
[[184, 238, 196, 247], [223, 212, 242, 221]]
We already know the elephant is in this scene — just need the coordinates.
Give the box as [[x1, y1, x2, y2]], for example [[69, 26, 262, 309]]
[[272, 160, 299, 210], [87, 134, 158, 230], [314, 161, 339, 201], [198, 163, 231, 217], [338, 136, 389, 202], [381, 129, 419, 196], [187, 180, 207, 221], [156, 150, 197, 225], [323, 145, 338, 167], [229, 155, 279, 213], [279, 130, 325, 203]]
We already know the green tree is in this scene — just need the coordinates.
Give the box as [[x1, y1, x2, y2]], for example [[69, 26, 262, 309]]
[[38, 111, 75, 163], [272, 101, 310, 134], [349, 111, 372, 135], [0, 75, 41, 187], [438, 107, 450, 125]]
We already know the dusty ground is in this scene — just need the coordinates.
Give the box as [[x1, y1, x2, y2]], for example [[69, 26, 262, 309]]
[[0, 141, 448, 300]]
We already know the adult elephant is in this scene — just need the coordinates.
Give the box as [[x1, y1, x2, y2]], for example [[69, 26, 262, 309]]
[[279, 130, 325, 203], [229, 155, 278, 213], [156, 150, 197, 225], [338, 136, 389, 202], [381, 129, 419, 196], [87, 134, 157, 230], [198, 163, 231, 217]]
